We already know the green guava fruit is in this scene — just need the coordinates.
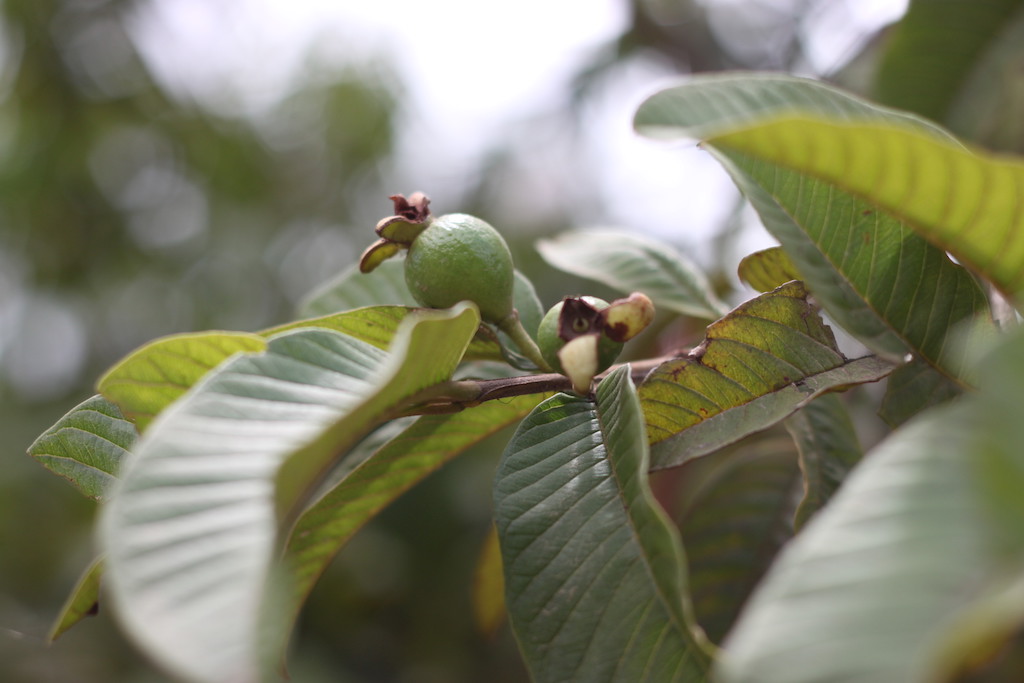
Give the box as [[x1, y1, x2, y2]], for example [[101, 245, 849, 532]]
[[403, 213, 515, 325], [537, 296, 624, 376]]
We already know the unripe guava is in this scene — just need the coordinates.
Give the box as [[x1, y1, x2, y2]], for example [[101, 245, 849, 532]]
[[403, 213, 515, 324], [537, 296, 624, 376]]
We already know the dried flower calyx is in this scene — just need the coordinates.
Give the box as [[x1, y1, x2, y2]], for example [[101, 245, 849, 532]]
[[556, 292, 655, 344], [538, 292, 655, 394], [359, 193, 436, 274]]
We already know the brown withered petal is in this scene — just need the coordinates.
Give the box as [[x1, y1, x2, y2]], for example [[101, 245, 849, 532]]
[[389, 192, 432, 222], [557, 297, 604, 342]]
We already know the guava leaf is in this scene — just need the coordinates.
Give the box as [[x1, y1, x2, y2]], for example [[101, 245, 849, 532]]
[[710, 115, 1023, 306], [27, 394, 135, 500], [878, 355, 964, 428], [634, 73, 995, 379], [783, 393, 862, 529], [272, 305, 487, 515], [717, 403, 984, 683], [98, 306, 501, 440], [635, 72, 956, 144], [100, 304, 481, 683], [299, 258, 417, 317], [736, 247, 799, 293], [715, 329, 1024, 682], [537, 230, 728, 320], [873, 0, 1024, 137], [647, 356, 890, 472], [677, 438, 799, 645], [264, 305, 411, 348], [638, 281, 892, 468], [49, 556, 104, 642], [277, 393, 544, 651], [493, 366, 713, 682], [265, 304, 505, 363], [512, 269, 545, 338], [97, 332, 267, 431]]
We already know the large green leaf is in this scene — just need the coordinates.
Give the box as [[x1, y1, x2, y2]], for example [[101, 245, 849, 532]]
[[536, 230, 728, 320], [717, 403, 985, 683], [98, 307, 501, 441], [265, 305, 412, 349], [634, 73, 995, 378], [715, 331, 1024, 683], [512, 269, 545, 339], [638, 281, 892, 468], [635, 72, 954, 143], [27, 394, 135, 500], [100, 303, 481, 683], [709, 115, 1024, 305], [493, 366, 713, 682], [264, 304, 504, 362], [677, 438, 799, 645], [97, 331, 267, 430], [873, 0, 1024, 134], [783, 393, 862, 529], [277, 393, 545, 650]]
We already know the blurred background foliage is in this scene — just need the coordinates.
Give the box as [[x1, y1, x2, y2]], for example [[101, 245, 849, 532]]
[[6, 0, 1016, 680]]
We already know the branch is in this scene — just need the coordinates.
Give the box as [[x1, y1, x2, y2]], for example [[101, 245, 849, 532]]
[[395, 354, 678, 417]]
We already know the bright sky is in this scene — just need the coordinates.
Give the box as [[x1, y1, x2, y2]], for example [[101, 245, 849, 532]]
[[130, 0, 627, 148], [130, 0, 908, 247]]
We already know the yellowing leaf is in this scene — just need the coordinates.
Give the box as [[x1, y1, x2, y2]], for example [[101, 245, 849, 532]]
[[737, 247, 800, 293], [97, 332, 266, 431], [639, 281, 892, 468]]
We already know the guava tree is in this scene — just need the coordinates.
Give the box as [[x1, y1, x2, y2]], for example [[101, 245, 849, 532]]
[[27, 6, 1024, 683]]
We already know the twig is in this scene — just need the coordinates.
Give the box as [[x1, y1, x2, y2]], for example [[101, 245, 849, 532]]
[[395, 354, 679, 417]]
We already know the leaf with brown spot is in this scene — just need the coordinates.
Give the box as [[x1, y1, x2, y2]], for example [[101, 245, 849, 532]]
[[639, 282, 894, 469]]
